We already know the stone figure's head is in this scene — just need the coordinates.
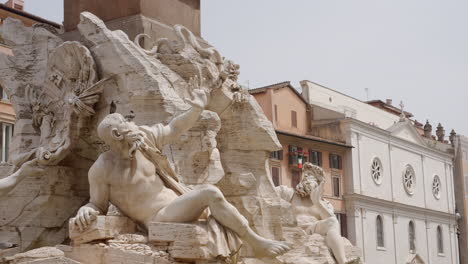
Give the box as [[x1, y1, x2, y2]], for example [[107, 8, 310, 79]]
[[295, 162, 325, 197], [97, 113, 145, 159]]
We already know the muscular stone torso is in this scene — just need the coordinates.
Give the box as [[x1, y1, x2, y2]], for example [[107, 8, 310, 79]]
[[103, 150, 179, 225], [291, 195, 322, 226]]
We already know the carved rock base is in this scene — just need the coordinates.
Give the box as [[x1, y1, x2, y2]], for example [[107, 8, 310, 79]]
[[149, 221, 241, 262], [69, 216, 137, 245], [278, 227, 363, 264]]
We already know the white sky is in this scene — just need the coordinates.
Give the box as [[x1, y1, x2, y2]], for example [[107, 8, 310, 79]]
[[21, 0, 468, 136]]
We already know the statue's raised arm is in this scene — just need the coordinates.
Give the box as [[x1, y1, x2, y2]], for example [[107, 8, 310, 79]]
[[159, 87, 209, 144]]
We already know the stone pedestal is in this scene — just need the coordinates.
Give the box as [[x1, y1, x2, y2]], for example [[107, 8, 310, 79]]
[[149, 221, 241, 262], [63, 0, 200, 35], [69, 216, 137, 245]]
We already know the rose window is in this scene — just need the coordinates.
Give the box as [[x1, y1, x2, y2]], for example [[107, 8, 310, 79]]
[[403, 165, 415, 195], [432, 175, 441, 199], [371, 158, 383, 185]]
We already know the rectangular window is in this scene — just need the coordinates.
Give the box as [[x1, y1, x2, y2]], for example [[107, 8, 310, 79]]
[[271, 167, 280, 187], [291, 170, 301, 188], [274, 105, 278, 123], [332, 175, 341, 197], [297, 147, 303, 168], [309, 150, 323, 166], [335, 213, 348, 238], [291, 110, 297, 128], [330, 154, 342, 170], [270, 150, 283, 160], [2, 123, 13, 162], [289, 145, 298, 166]]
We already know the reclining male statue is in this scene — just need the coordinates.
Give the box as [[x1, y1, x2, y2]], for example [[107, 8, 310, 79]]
[[276, 163, 350, 264], [70, 88, 291, 258]]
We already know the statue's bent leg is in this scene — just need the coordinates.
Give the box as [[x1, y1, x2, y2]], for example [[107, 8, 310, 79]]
[[153, 185, 249, 234], [154, 185, 291, 258], [315, 217, 347, 264]]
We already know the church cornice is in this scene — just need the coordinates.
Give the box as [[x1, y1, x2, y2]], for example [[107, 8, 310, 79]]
[[344, 193, 457, 224], [342, 118, 453, 162]]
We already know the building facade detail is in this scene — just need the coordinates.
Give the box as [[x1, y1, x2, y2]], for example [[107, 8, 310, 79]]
[[371, 157, 383, 185], [403, 164, 416, 196], [432, 175, 441, 200], [300, 80, 459, 264]]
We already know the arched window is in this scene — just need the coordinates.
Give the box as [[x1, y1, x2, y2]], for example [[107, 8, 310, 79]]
[[437, 226, 444, 254], [376, 215, 384, 247], [409, 221, 416, 252]]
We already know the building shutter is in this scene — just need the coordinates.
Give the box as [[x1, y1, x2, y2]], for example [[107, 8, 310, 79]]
[[271, 167, 280, 187], [292, 170, 301, 188]]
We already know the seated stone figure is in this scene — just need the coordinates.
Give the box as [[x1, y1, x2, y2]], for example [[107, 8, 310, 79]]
[[70, 88, 291, 258], [276, 163, 349, 264]]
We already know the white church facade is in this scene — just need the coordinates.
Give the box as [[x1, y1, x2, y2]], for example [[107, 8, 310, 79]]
[[300, 80, 459, 264]]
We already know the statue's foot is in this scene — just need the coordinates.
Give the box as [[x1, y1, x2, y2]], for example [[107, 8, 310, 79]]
[[345, 257, 361, 264], [252, 237, 292, 258]]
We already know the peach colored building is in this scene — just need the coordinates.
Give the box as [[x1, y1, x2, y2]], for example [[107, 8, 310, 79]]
[[250, 81, 352, 237], [0, 0, 60, 162]]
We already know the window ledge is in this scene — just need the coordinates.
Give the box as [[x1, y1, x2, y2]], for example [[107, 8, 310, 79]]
[[377, 246, 386, 251], [438, 253, 445, 257]]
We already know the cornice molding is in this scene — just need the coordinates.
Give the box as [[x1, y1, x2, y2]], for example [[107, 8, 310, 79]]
[[344, 193, 457, 224], [343, 119, 453, 162]]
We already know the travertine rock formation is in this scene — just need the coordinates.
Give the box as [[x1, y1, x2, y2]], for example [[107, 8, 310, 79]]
[[0, 11, 363, 264]]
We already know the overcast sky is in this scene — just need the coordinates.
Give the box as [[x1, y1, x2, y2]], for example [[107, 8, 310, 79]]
[[22, 0, 468, 136]]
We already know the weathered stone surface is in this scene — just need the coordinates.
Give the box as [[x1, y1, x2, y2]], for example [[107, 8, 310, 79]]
[[2, 247, 81, 264], [61, 244, 175, 264], [0, 15, 109, 253], [0, 166, 88, 251], [16, 257, 81, 264], [149, 220, 241, 262], [69, 216, 137, 245], [278, 227, 362, 264]]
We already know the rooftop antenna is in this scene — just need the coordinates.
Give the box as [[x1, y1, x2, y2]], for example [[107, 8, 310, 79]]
[[364, 88, 369, 101]]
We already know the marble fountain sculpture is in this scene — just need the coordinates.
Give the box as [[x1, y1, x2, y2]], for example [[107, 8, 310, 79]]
[[0, 12, 362, 264]]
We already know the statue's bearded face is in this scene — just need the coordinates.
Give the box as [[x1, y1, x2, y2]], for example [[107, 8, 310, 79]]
[[295, 162, 325, 197], [111, 121, 146, 159], [98, 114, 146, 159], [296, 175, 318, 197]]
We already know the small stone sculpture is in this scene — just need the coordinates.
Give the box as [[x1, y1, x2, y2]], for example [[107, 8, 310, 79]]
[[276, 163, 349, 264], [69, 87, 291, 258]]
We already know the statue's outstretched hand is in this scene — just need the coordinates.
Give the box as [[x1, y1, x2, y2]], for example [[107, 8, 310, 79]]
[[186, 76, 209, 109], [72, 206, 99, 232], [187, 88, 209, 109]]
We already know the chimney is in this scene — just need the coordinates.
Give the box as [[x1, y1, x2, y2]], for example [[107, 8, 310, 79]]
[[449, 129, 456, 146], [386, 99, 392, 105], [436, 123, 445, 142], [5, 0, 24, 11], [423, 120, 432, 138]]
